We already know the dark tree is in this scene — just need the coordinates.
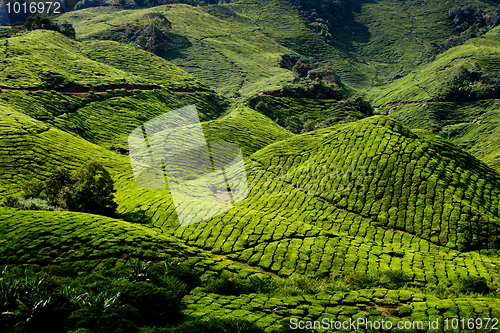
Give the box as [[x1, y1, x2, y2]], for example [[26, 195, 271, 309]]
[[134, 12, 172, 55], [44, 167, 72, 198], [292, 61, 313, 78], [22, 16, 76, 38], [23, 16, 59, 31], [59, 160, 117, 216]]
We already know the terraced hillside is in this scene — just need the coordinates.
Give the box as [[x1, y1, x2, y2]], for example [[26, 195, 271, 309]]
[[368, 26, 500, 106], [59, 4, 296, 97], [5, 1, 500, 332], [58, 0, 498, 94], [366, 26, 500, 172], [4, 100, 500, 331], [0, 29, 206, 91]]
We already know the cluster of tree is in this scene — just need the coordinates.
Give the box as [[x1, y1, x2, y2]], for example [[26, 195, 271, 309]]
[[3, 160, 117, 216], [21, 15, 76, 38], [430, 4, 500, 55], [277, 79, 344, 100], [254, 96, 372, 135], [0, 260, 270, 333], [295, 0, 346, 42], [277, 56, 347, 100], [438, 67, 500, 102], [99, 12, 171, 56]]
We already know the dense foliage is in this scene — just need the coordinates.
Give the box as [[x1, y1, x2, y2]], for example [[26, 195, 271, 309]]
[[430, 4, 500, 54], [22, 16, 76, 38], [438, 67, 500, 102], [99, 13, 171, 55], [0, 261, 191, 333], [295, 0, 346, 41], [3, 160, 117, 216]]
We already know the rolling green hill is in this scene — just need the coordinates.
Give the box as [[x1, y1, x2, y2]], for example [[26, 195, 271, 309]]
[[367, 26, 500, 106], [57, 4, 296, 97], [5, 0, 500, 332], [0, 29, 207, 91], [57, 0, 498, 95], [3, 102, 500, 331], [364, 26, 500, 172]]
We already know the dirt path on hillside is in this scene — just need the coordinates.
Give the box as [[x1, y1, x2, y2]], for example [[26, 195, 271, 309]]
[[0, 84, 210, 98]]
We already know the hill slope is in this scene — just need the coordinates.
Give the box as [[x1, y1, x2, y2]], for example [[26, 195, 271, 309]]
[[368, 26, 500, 106], [58, 0, 498, 94], [0, 29, 205, 91]]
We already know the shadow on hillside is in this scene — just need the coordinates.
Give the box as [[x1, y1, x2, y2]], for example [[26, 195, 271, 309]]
[[328, 0, 375, 58], [120, 210, 154, 225], [164, 33, 193, 60]]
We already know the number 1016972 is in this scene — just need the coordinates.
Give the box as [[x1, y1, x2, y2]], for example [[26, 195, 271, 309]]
[[5, 1, 61, 14]]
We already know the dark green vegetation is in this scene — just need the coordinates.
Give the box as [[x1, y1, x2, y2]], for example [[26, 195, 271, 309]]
[[4, 160, 117, 215], [3, 0, 500, 332], [22, 16, 76, 39]]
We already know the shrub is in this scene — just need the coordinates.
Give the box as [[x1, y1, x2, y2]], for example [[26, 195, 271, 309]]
[[165, 263, 200, 291], [255, 101, 271, 116], [44, 168, 72, 199], [292, 61, 313, 78], [65, 306, 139, 333], [59, 160, 117, 215], [23, 16, 76, 38], [2, 196, 60, 211], [278, 79, 344, 100], [438, 67, 500, 102], [203, 274, 241, 295], [245, 274, 276, 294], [12, 160, 117, 216], [117, 282, 182, 326], [458, 276, 490, 294], [60, 21, 76, 39], [342, 270, 378, 289], [342, 96, 374, 116], [379, 270, 412, 289], [279, 54, 301, 70], [271, 274, 324, 296], [21, 180, 45, 198], [169, 318, 266, 333]]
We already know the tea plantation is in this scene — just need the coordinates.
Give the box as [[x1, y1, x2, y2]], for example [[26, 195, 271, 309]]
[[3, 0, 500, 332]]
